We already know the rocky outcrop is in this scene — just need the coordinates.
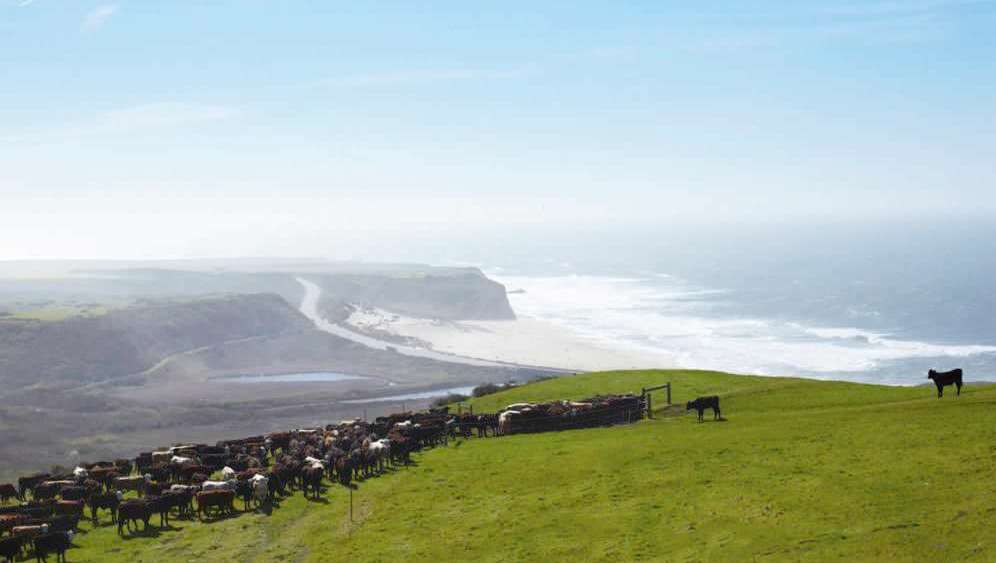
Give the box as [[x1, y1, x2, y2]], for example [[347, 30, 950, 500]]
[[313, 268, 515, 321]]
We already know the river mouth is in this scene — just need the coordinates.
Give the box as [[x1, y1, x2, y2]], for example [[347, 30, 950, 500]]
[[219, 372, 371, 384], [341, 385, 476, 404]]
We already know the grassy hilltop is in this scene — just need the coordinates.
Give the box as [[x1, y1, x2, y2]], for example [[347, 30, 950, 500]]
[[69, 370, 996, 562]]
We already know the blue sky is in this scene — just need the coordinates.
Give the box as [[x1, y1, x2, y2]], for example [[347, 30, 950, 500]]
[[1, 1, 994, 259]]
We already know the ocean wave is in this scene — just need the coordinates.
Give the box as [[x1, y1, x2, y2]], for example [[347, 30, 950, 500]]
[[490, 273, 996, 383]]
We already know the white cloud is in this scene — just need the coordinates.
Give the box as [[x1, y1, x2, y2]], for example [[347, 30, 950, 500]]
[[81, 4, 117, 32], [94, 102, 238, 132], [328, 67, 531, 88], [16, 0, 39, 7], [0, 102, 238, 144]]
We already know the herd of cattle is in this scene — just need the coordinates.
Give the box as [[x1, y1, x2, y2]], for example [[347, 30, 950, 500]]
[[0, 393, 645, 562]]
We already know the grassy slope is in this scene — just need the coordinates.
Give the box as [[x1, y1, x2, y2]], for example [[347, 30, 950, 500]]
[[68, 370, 996, 562]]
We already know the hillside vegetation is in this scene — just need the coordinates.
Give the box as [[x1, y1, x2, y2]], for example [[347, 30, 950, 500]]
[[0, 293, 311, 389], [64, 369, 996, 562]]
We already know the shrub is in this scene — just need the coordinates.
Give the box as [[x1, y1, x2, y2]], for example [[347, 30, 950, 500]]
[[431, 393, 469, 407], [472, 383, 503, 398]]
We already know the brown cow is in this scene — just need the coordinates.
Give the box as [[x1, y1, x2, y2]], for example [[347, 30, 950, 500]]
[[195, 490, 235, 520], [117, 500, 151, 535], [10, 524, 50, 544], [113, 475, 147, 496], [0, 514, 29, 536], [88, 468, 120, 493], [180, 465, 211, 483]]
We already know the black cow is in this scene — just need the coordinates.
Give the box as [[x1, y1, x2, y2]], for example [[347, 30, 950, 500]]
[[301, 466, 323, 500], [87, 492, 121, 524], [33, 532, 73, 563], [117, 500, 151, 535], [0, 485, 18, 504], [928, 369, 963, 398], [0, 536, 23, 563], [686, 396, 721, 422], [59, 487, 86, 502]]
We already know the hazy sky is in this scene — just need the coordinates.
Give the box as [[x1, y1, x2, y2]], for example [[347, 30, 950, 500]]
[[1, 1, 994, 259]]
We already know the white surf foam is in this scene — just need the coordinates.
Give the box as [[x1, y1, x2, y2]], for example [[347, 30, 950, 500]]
[[487, 272, 996, 384]]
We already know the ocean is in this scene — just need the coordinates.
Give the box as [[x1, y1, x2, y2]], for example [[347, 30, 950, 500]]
[[472, 218, 996, 385]]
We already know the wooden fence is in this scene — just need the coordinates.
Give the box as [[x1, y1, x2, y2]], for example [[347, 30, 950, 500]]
[[640, 382, 672, 419], [504, 396, 646, 435]]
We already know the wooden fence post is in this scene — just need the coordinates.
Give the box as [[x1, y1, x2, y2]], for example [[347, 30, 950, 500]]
[[647, 392, 653, 419], [667, 383, 671, 405]]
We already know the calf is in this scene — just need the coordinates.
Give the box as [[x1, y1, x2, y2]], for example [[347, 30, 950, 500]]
[[928, 368, 963, 398], [33, 531, 74, 563], [686, 396, 722, 422]]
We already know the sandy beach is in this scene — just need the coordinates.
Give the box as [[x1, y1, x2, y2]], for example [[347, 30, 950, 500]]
[[347, 306, 675, 372]]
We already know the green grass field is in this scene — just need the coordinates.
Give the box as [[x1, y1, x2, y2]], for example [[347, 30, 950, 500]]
[[51, 370, 996, 562]]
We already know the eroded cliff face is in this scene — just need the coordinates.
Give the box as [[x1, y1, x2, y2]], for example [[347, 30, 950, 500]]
[[313, 268, 516, 321]]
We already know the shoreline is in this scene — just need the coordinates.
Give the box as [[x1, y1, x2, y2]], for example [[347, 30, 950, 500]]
[[296, 276, 579, 373], [346, 305, 677, 373]]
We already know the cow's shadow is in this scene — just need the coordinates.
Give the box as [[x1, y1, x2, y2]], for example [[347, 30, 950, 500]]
[[119, 527, 161, 540]]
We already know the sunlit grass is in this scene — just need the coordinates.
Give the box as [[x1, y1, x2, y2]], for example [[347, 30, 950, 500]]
[[58, 370, 996, 562]]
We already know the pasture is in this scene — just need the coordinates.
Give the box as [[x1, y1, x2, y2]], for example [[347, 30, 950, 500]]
[[24, 369, 996, 562]]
